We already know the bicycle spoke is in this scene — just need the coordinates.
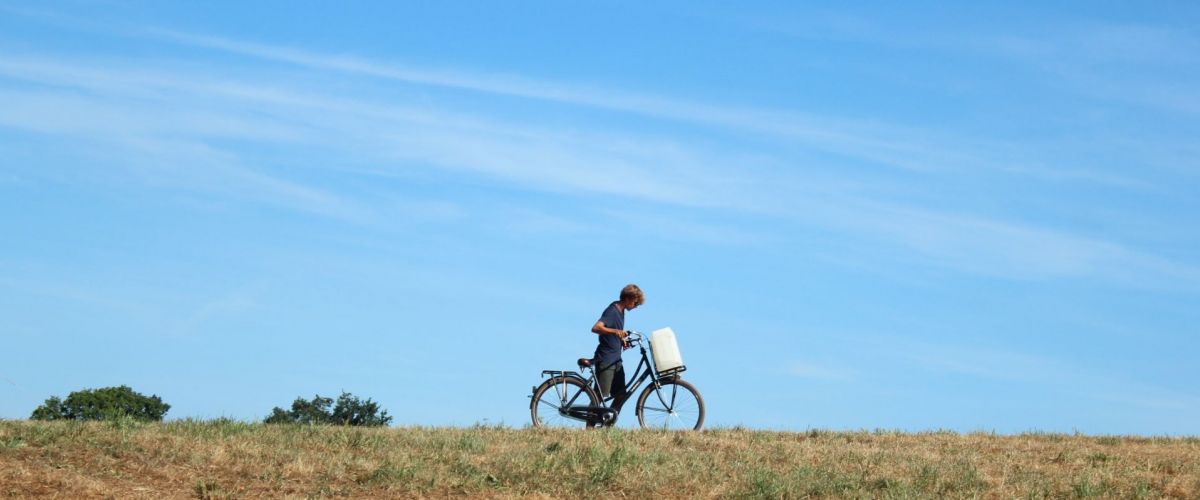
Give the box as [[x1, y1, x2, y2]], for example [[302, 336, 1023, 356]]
[[532, 377, 597, 429], [637, 380, 704, 431]]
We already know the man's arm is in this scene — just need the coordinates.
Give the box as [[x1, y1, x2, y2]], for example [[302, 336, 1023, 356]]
[[592, 321, 626, 338]]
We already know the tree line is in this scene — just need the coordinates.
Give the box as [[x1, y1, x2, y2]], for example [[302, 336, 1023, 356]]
[[29, 385, 393, 426]]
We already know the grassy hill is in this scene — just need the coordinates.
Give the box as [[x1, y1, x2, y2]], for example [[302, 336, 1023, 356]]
[[2, 419, 1197, 498]]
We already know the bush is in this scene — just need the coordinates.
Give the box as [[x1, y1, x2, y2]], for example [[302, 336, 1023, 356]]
[[31, 385, 170, 422], [264, 391, 392, 426]]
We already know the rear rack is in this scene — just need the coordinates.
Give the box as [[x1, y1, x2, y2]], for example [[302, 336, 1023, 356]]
[[539, 370, 588, 383]]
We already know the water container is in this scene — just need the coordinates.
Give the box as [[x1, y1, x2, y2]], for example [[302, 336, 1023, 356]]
[[649, 327, 685, 375]]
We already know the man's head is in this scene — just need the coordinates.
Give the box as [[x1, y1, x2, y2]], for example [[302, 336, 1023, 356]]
[[619, 284, 645, 310]]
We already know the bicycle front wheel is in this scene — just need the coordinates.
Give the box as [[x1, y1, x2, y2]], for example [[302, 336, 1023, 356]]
[[530, 376, 599, 429], [636, 377, 705, 431]]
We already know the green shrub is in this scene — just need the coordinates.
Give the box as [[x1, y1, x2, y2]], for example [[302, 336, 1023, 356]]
[[30, 385, 170, 422], [264, 391, 392, 426]]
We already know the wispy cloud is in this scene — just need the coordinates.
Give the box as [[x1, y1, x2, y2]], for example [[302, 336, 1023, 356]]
[[149, 29, 1081, 180], [826, 200, 1200, 287], [980, 22, 1200, 66], [890, 338, 1200, 412], [0, 54, 791, 211], [727, 10, 1200, 183], [143, 28, 1198, 206], [0, 274, 162, 325], [2, 31, 1197, 288], [601, 208, 767, 247], [166, 283, 262, 338], [897, 19, 1200, 118], [0, 91, 366, 220]]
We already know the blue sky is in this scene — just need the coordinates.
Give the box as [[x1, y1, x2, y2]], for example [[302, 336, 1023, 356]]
[[1, 1, 1197, 434]]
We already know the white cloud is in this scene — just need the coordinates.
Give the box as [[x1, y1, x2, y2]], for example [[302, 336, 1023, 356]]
[[782, 197, 1200, 290], [0, 55, 777, 210], [887, 338, 1200, 413], [2, 42, 1196, 288], [148, 29, 1070, 179]]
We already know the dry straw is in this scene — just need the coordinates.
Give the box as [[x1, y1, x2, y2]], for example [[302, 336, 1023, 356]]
[[2, 420, 1198, 498]]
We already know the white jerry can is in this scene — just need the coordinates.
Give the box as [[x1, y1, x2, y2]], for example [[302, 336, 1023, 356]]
[[649, 327, 686, 375]]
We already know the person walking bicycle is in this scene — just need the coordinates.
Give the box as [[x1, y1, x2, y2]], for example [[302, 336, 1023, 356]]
[[591, 284, 644, 412], [529, 328, 705, 430], [529, 282, 704, 430]]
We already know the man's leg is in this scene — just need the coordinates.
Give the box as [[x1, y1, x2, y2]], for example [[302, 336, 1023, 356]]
[[596, 363, 616, 401], [611, 364, 628, 411]]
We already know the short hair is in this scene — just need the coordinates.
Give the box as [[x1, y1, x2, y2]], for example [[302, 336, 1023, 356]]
[[620, 284, 645, 306]]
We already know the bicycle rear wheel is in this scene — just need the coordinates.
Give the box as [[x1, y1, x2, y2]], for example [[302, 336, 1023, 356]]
[[636, 377, 705, 431], [530, 376, 599, 429]]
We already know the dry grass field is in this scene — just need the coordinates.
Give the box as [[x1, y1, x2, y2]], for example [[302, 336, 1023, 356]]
[[2, 419, 1198, 498]]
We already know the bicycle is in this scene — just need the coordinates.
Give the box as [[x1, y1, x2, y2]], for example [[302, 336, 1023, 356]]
[[529, 331, 705, 430]]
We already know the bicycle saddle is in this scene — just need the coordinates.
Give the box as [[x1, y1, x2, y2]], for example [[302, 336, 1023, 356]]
[[577, 358, 592, 368]]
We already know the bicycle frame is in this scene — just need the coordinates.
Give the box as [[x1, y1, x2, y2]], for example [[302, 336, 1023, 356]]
[[602, 338, 662, 409], [538, 332, 670, 413]]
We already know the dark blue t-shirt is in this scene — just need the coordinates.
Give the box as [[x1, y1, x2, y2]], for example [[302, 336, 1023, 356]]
[[593, 301, 625, 368]]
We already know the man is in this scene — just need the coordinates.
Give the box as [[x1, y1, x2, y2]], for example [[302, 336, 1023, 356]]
[[591, 284, 645, 411]]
